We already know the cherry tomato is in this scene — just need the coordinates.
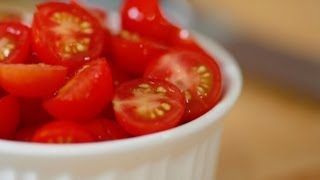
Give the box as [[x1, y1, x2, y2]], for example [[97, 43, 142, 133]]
[[85, 118, 130, 142], [113, 78, 185, 135], [111, 30, 168, 76], [32, 2, 104, 71], [0, 95, 20, 139], [32, 120, 94, 144], [19, 98, 52, 126], [44, 58, 113, 121], [0, 21, 31, 64], [14, 125, 40, 142], [121, 0, 177, 42], [0, 63, 67, 98], [144, 51, 222, 121]]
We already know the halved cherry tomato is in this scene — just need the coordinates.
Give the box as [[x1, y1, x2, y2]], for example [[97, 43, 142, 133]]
[[19, 98, 52, 126], [32, 120, 94, 144], [113, 78, 185, 135], [0, 63, 67, 98], [121, 0, 177, 42], [121, 0, 209, 57], [0, 95, 20, 139], [44, 58, 113, 120], [144, 51, 222, 121], [0, 21, 31, 64], [32, 2, 104, 71], [111, 30, 168, 76], [85, 118, 130, 142]]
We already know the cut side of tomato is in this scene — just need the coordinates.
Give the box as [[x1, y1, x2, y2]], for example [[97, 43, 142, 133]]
[[44, 58, 113, 121], [111, 30, 168, 76], [0, 21, 31, 64], [121, 0, 177, 42], [32, 120, 94, 144], [0, 63, 67, 98], [32, 1, 105, 71], [113, 78, 185, 135], [0, 95, 20, 139], [85, 118, 130, 142], [144, 51, 222, 121]]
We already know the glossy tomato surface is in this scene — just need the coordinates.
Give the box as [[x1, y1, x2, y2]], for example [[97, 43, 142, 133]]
[[121, 0, 177, 42], [0, 63, 67, 98], [44, 58, 113, 120], [0, 21, 31, 64], [0, 95, 20, 139], [32, 120, 94, 144], [111, 30, 168, 76], [144, 51, 222, 121], [113, 78, 185, 135], [32, 2, 104, 71]]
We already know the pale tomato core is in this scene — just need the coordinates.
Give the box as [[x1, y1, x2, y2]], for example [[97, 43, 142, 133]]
[[0, 37, 15, 61], [50, 12, 94, 59]]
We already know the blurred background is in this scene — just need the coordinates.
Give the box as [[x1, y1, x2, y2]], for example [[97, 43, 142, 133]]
[[1, 0, 319, 179]]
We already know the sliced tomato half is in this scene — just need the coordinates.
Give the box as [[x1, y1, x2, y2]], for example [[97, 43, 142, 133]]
[[32, 120, 94, 144], [121, 0, 177, 42], [111, 30, 168, 76], [0, 95, 20, 139], [32, 1, 105, 71], [44, 58, 113, 121], [0, 63, 67, 98], [113, 78, 185, 135], [0, 21, 31, 64], [144, 51, 222, 121]]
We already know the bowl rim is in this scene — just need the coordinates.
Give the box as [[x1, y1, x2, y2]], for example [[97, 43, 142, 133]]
[[0, 33, 242, 157]]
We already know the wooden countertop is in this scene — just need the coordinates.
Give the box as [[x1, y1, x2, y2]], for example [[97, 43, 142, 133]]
[[216, 74, 320, 180]]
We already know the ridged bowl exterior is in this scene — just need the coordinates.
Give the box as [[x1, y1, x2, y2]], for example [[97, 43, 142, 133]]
[[0, 32, 242, 180]]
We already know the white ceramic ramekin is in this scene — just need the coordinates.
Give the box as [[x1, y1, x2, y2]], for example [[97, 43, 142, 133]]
[[0, 33, 242, 180]]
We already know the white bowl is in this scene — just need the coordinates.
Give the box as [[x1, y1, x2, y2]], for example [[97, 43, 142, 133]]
[[0, 33, 242, 180]]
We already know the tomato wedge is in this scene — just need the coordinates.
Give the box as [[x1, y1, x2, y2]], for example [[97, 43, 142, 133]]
[[0, 21, 31, 64], [144, 51, 222, 121], [113, 79, 185, 135], [0, 63, 67, 98], [85, 118, 130, 142], [0, 95, 20, 139], [32, 120, 94, 144], [111, 30, 168, 76], [44, 58, 113, 120], [32, 1, 104, 70], [121, 0, 177, 42]]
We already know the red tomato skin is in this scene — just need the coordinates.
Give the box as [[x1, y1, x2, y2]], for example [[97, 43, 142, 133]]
[[85, 118, 130, 142], [32, 120, 94, 144], [110, 31, 168, 76], [0, 63, 67, 98], [32, 2, 105, 71], [44, 58, 113, 121], [0, 95, 20, 139], [113, 79, 186, 136], [144, 51, 222, 121], [0, 21, 31, 64], [121, 0, 176, 42]]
